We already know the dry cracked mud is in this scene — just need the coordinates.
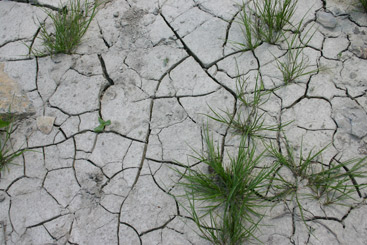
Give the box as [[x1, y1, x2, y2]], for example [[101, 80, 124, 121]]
[[1, 0, 367, 244]]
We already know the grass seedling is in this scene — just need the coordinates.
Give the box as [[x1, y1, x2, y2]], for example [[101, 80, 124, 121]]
[[0, 118, 26, 173], [176, 128, 279, 244], [274, 22, 320, 84], [33, 0, 99, 55], [235, 74, 269, 108], [94, 117, 111, 132]]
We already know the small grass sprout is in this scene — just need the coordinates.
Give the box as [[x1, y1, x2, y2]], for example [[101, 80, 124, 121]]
[[235, 74, 269, 108], [0, 118, 26, 174], [33, 0, 99, 55], [208, 105, 282, 139], [94, 117, 111, 132]]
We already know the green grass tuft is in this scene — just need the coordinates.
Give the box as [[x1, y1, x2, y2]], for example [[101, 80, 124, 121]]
[[32, 0, 99, 55], [0, 118, 26, 174], [207, 74, 289, 139], [266, 136, 367, 207], [308, 157, 367, 206], [236, 0, 298, 50], [176, 128, 279, 244], [235, 5, 261, 51], [253, 0, 298, 44]]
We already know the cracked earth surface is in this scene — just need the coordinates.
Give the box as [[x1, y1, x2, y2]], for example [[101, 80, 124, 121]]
[[1, 0, 367, 244]]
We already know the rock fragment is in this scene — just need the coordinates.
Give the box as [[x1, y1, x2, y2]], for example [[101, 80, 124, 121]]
[[0, 63, 35, 121], [36, 116, 56, 135]]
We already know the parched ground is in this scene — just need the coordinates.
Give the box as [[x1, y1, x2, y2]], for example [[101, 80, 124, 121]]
[[1, 0, 367, 244]]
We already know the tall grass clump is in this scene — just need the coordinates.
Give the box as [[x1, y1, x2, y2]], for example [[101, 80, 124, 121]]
[[33, 0, 99, 55], [176, 128, 279, 244]]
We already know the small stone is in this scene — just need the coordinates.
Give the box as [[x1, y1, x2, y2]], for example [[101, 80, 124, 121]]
[[113, 12, 119, 18], [317, 12, 337, 29], [36, 116, 56, 135]]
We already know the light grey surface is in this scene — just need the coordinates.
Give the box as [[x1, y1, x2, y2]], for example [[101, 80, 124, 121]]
[[0, 0, 367, 244]]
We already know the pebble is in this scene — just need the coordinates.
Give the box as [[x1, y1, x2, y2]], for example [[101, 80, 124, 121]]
[[36, 116, 56, 135]]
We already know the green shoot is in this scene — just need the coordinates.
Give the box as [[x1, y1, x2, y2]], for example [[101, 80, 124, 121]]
[[94, 117, 111, 133]]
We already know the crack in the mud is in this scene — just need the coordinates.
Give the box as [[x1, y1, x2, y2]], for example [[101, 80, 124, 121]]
[[97, 54, 114, 85], [97, 21, 111, 49], [139, 215, 175, 236], [0, 38, 29, 49], [160, 13, 206, 68], [26, 214, 63, 229], [222, 7, 242, 49], [119, 222, 142, 245], [151, 89, 218, 99], [193, 2, 231, 22]]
